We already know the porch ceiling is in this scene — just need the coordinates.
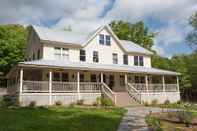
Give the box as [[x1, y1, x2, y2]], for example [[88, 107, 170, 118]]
[[18, 60, 180, 76]]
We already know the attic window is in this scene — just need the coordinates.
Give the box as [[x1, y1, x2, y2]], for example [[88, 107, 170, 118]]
[[99, 34, 105, 45], [134, 56, 144, 66], [106, 35, 111, 45], [80, 50, 86, 62]]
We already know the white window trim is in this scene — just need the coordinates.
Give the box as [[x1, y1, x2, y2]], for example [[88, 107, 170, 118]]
[[54, 47, 69, 60], [134, 56, 144, 66]]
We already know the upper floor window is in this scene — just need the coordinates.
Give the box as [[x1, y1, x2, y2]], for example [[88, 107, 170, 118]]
[[134, 56, 144, 66], [54, 47, 69, 60], [80, 50, 86, 61], [123, 55, 128, 65], [106, 35, 111, 45], [99, 34, 105, 45], [93, 51, 99, 63], [37, 50, 40, 59], [113, 53, 118, 64]]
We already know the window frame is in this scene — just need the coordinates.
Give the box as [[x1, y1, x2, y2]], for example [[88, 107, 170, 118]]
[[80, 49, 86, 62], [123, 54, 128, 65], [105, 35, 111, 46], [62, 48, 69, 60], [134, 56, 144, 66], [93, 51, 99, 63], [99, 34, 105, 45], [112, 53, 118, 64]]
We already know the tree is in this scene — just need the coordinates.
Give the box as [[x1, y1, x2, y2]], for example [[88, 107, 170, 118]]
[[187, 11, 197, 49], [0, 25, 27, 76], [110, 20, 155, 50]]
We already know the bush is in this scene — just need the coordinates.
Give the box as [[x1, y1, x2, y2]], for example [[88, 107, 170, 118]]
[[145, 115, 163, 131], [177, 110, 194, 127], [151, 99, 158, 106], [1, 95, 19, 107], [55, 101, 62, 106], [29, 101, 36, 108], [144, 101, 149, 106], [96, 97, 101, 105], [164, 99, 170, 105], [76, 99, 84, 105], [100, 97, 114, 107], [69, 102, 75, 108]]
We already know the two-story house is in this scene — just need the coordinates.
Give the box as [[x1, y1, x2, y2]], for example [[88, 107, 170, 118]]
[[7, 25, 180, 106]]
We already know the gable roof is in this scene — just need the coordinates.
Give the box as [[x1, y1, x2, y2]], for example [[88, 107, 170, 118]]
[[30, 25, 153, 55]]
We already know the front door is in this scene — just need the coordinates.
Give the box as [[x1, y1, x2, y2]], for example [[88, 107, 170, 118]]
[[109, 75, 114, 90]]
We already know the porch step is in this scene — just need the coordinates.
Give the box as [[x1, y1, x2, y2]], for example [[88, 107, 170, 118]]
[[115, 92, 140, 107]]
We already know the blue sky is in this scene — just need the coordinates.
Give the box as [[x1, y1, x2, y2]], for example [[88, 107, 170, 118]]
[[0, 0, 196, 57]]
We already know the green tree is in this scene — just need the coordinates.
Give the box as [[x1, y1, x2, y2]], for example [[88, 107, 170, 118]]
[[110, 20, 155, 50], [187, 11, 197, 49], [0, 24, 27, 76]]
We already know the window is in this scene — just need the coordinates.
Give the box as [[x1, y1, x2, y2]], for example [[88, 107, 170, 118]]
[[91, 74, 97, 82], [134, 56, 144, 66], [123, 55, 128, 65], [113, 53, 118, 64], [93, 51, 99, 63], [80, 50, 86, 61], [53, 72, 61, 81], [54, 47, 61, 59], [99, 34, 105, 45], [80, 74, 84, 82], [33, 53, 35, 60], [62, 73, 69, 82], [62, 48, 69, 60], [106, 35, 111, 45], [134, 56, 138, 66], [135, 76, 145, 83], [119, 75, 125, 86]]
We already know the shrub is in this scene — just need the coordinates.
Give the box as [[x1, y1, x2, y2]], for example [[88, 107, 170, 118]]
[[177, 110, 194, 127], [92, 102, 98, 106], [96, 97, 101, 105], [1, 95, 19, 107], [76, 99, 84, 105], [164, 99, 170, 105], [55, 101, 62, 106], [145, 115, 163, 131], [151, 99, 158, 106], [144, 101, 149, 106], [176, 100, 181, 105], [69, 102, 75, 108], [29, 101, 36, 108], [100, 97, 114, 107]]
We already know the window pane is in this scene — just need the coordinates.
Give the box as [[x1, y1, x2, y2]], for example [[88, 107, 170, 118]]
[[62, 73, 69, 82], [120, 75, 125, 86], [139, 56, 144, 66], [113, 53, 118, 64], [99, 34, 105, 45], [91, 74, 97, 82], [123, 55, 128, 65], [93, 51, 99, 63], [106, 35, 111, 45], [80, 50, 86, 61], [54, 47, 61, 60], [134, 56, 138, 66], [80, 74, 84, 82], [62, 48, 69, 60], [53, 72, 60, 81]]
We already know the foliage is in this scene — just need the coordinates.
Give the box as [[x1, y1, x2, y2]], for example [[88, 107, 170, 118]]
[[177, 110, 194, 127], [110, 20, 155, 50], [0, 24, 27, 76], [0, 95, 19, 107], [187, 11, 197, 49], [151, 99, 158, 106], [145, 115, 163, 131], [164, 100, 170, 105], [76, 99, 84, 105], [152, 55, 172, 70], [100, 97, 114, 107], [0, 106, 125, 131], [55, 101, 62, 106], [29, 101, 36, 108]]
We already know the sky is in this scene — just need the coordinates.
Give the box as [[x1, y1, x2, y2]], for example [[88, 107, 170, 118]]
[[0, 0, 197, 57]]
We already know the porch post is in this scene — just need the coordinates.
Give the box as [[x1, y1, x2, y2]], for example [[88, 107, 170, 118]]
[[49, 71, 52, 105], [101, 73, 103, 83], [19, 68, 23, 94], [125, 73, 128, 85], [162, 75, 165, 92], [145, 75, 148, 92], [77, 72, 81, 100], [176, 76, 180, 92]]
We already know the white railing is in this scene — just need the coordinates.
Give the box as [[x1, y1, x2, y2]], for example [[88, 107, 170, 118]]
[[165, 84, 178, 92], [80, 82, 102, 92], [52, 82, 77, 92], [101, 82, 116, 104], [148, 84, 163, 92], [23, 81, 49, 93], [126, 83, 141, 104]]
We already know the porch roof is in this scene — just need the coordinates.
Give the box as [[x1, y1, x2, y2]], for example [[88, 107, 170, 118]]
[[18, 60, 180, 76]]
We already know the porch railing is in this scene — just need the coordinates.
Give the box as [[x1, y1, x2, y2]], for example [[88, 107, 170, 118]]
[[126, 83, 141, 104], [22, 81, 102, 93], [101, 82, 116, 104]]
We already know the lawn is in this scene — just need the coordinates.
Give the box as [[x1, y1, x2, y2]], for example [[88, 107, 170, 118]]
[[0, 106, 126, 131]]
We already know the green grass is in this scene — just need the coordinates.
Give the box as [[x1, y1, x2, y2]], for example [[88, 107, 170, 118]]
[[0, 106, 126, 131]]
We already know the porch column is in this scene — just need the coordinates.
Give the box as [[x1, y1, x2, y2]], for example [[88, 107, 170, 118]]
[[19, 68, 23, 94], [125, 74, 128, 85], [162, 75, 165, 92], [145, 75, 148, 92], [176, 76, 180, 92], [100, 73, 103, 83], [49, 71, 52, 105], [77, 72, 81, 100]]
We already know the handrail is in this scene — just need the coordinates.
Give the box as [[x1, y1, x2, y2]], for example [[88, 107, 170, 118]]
[[126, 83, 142, 104], [101, 82, 116, 104]]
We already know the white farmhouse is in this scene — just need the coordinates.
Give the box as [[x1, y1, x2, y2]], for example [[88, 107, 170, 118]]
[[7, 25, 180, 106]]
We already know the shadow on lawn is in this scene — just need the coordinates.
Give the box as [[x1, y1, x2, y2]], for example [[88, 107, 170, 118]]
[[0, 107, 125, 131]]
